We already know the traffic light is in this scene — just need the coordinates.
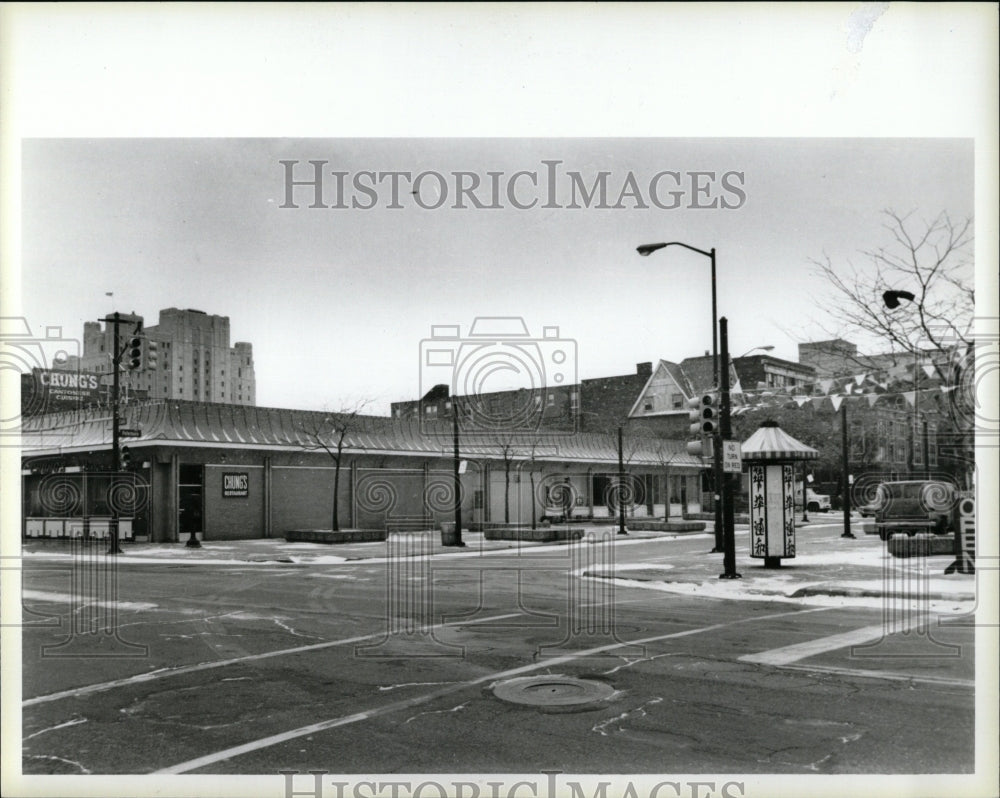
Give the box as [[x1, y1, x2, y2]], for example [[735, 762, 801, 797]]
[[146, 340, 159, 370], [688, 392, 718, 436], [120, 446, 132, 470], [686, 393, 718, 458], [127, 337, 143, 370]]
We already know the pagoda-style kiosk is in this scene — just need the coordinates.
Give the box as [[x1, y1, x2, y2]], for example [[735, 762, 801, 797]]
[[741, 420, 819, 568]]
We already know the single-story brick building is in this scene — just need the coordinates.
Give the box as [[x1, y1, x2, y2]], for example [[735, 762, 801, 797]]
[[20, 401, 706, 543]]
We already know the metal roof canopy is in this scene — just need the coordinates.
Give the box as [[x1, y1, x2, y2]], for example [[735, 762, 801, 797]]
[[741, 420, 819, 462], [19, 400, 706, 468]]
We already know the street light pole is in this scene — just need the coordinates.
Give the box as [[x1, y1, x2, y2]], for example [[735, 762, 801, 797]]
[[841, 400, 855, 539], [637, 241, 723, 554], [718, 317, 740, 579], [882, 290, 925, 479]]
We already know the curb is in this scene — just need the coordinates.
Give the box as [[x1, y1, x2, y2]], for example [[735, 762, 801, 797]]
[[582, 571, 976, 603]]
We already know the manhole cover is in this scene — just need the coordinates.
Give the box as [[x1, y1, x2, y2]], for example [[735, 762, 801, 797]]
[[492, 676, 617, 710]]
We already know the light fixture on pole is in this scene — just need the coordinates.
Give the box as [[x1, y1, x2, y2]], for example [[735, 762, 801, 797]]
[[637, 241, 724, 555], [737, 345, 775, 358], [882, 289, 924, 478]]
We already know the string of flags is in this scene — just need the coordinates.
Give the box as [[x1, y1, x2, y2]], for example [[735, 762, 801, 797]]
[[729, 354, 962, 416]]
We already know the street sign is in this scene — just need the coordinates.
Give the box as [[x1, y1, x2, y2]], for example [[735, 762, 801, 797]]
[[722, 440, 742, 473], [119, 428, 142, 438]]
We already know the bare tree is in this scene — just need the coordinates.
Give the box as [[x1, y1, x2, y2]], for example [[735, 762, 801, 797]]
[[811, 210, 973, 361], [295, 399, 371, 531], [489, 429, 521, 524]]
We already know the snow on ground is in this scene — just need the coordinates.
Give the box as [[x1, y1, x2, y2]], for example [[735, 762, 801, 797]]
[[596, 575, 976, 612]]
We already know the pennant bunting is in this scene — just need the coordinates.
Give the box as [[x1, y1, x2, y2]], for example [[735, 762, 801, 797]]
[[819, 379, 834, 395], [866, 393, 880, 407], [923, 364, 937, 379], [793, 396, 810, 407], [810, 397, 827, 410], [830, 395, 844, 412], [854, 373, 867, 385], [902, 391, 916, 407]]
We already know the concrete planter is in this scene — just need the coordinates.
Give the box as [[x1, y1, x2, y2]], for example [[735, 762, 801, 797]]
[[482, 526, 584, 542], [285, 529, 387, 544], [888, 534, 955, 558], [627, 520, 707, 533]]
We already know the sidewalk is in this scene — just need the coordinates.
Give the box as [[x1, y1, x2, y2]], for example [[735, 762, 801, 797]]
[[20, 520, 978, 608]]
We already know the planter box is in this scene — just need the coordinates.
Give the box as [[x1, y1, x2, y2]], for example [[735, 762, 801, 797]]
[[285, 529, 387, 544], [627, 520, 707, 533], [888, 534, 955, 558], [483, 526, 584, 542]]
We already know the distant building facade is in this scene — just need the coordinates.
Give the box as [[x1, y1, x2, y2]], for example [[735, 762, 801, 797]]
[[63, 307, 256, 406], [731, 353, 816, 392]]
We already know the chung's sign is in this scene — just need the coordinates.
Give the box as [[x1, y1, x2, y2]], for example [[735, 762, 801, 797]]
[[222, 472, 249, 498], [33, 368, 103, 402]]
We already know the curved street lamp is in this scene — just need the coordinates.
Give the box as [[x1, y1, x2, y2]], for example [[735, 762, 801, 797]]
[[636, 241, 724, 554], [637, 242, 718, 383], [882, 289, 926, 476], [737, 345, 774, 358]]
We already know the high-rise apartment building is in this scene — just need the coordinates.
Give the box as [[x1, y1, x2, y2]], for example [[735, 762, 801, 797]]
[[70, 307, 256, 405]]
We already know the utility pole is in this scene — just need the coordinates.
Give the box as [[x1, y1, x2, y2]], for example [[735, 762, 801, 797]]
[[718, 318, 740, 579], [98, 312, 127, 555]]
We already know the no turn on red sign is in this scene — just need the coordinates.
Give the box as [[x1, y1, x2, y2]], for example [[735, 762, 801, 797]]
[[722, 440, 742, 473]]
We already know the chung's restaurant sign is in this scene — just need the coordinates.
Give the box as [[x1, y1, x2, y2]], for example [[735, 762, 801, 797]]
[[222, 472, 249, 498], [32, 368, 103, 402]]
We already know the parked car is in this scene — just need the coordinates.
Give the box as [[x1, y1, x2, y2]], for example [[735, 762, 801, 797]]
[[857, 499, 880, 518], [869, 480, 956, 541]]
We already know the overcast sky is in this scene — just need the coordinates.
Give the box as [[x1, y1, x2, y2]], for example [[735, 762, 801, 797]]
[[21, 137, 973, 413]]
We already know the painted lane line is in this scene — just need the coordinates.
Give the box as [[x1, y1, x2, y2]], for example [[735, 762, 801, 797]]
[[22, 590, 159, 611], [156, 605, 834, 774], [23, 611, 524, 707], [738, 616, 929, 667]]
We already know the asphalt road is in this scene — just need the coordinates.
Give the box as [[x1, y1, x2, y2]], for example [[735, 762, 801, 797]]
[[19, 526, 975, 777]]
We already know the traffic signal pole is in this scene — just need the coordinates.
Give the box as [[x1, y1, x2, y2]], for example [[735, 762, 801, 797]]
[[98, 312, 125, 555], [709, 248, 724, 554], [719, 317, 741, 579]]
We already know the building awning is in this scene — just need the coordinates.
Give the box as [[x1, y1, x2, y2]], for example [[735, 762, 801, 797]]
[[741, 420, 819, 462], [20, 400, 706, 469]]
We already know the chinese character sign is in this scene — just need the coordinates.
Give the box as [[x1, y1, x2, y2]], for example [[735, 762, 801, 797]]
[[748, 463, 796, 560]]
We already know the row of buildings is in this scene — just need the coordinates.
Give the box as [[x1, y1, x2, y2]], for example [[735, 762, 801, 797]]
[[18, 306, 966, 542]]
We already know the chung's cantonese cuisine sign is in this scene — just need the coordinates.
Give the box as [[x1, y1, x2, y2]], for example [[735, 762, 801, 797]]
[[222, 472, 249, 498], [33, 368, 103, 401]]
